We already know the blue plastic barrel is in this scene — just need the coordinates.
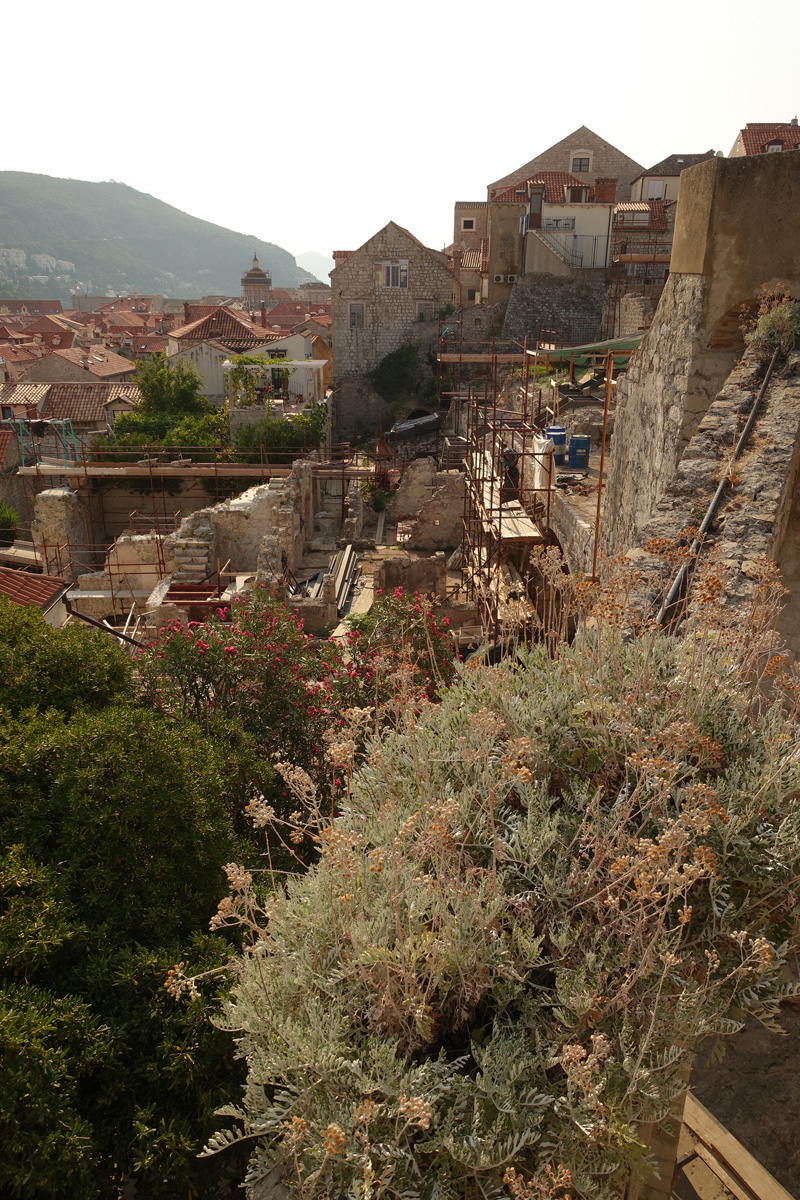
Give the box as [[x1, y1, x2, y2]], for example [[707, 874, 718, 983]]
[[546, 425, 566, 465], [568, 433, 591, 470]]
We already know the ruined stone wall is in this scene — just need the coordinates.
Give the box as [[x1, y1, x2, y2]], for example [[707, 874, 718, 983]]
[[31, 487, 94, 579], [502, 272, 608, 344], [388, 457, 465, 550], [374, 552, 448, 598], [88, 478, 222, 541], [619, 293, 655, 336]]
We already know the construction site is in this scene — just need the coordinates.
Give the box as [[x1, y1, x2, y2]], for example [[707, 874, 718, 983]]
[[1, 153, 800, 1200], [0, 324, 639, 658]]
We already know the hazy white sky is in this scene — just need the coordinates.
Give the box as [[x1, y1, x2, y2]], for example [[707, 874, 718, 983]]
[[4, 0, 799, 265]]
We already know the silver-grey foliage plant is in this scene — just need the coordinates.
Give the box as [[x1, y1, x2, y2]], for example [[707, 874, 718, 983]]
[[195, 553, 800, 1200]]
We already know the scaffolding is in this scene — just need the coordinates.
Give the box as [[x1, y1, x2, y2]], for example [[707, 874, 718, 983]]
[[453, 345, 555, 646]]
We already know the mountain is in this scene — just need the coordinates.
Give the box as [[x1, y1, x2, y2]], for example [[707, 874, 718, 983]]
[[0, 172, 316, 302], [295, 251, 334, 283]]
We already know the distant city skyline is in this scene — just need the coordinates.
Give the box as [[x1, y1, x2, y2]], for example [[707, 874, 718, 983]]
[[4, 0, 799, 267]]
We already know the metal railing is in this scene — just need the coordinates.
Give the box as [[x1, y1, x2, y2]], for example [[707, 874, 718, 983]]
[[527, 229, 610, 270]]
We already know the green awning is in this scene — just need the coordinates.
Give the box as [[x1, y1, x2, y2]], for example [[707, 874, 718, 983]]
[[533, 333, 643, 370]]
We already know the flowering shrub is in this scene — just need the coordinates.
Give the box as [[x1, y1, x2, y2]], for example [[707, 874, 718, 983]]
[[342, 588, 456, 717], [192, 558, 800, 1199], [138, 589, 339, 772], [138, 588, 457, 807]]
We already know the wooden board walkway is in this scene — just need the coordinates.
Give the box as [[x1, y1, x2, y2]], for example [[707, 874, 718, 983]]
[[468, 451, 543, 543]]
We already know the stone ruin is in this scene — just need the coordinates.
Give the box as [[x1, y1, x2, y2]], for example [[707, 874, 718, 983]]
[[30, 452, 474, 639]]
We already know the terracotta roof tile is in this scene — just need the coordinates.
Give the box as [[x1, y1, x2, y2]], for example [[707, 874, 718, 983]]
[[169, 307, 268, 348], [0, 568, 67, 611], [492, 172, 588, 204], [41, 382, 141, 424], [0, 382, 50, 410], [461, 249, 482, 270], [0, 300, 64, 316], [131, 335, 165, 354], [0, 344, 38, 363], [0, 429, 12, 463], [46, 347, 133, 378], [738, 123, 800, 155]]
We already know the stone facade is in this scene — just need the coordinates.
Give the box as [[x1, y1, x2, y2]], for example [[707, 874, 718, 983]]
[[489, 126, 644, 202], [330, 223, 453, 437], [502, 272, 608, 345]]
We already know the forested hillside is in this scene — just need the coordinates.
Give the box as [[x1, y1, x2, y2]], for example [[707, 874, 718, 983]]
[[0, 172, 314, 301]]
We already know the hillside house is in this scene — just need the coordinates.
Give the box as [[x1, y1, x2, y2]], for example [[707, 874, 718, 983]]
[[451, 202, 488, 307], [481, 173, 618, 304]]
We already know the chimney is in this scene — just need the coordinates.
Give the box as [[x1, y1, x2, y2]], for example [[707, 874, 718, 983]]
[[792, 116, 799, 127], [261, 303, 267, 328], [593, 177, 618, 204], [183, 300, 190, 323]]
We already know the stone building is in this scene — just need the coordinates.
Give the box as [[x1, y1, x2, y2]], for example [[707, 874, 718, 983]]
[[451, 202, 487, 307], [241, 252, 273, 309], [489, 126, 644, 203], [330, 222, 453, 437]]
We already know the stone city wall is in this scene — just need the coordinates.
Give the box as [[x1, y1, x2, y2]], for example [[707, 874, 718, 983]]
[[618, 350, 800, 636]]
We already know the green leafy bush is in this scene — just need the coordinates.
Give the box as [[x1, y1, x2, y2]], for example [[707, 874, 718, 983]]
[[369, 344, 438, 410], [0, 501, 18, 547], [91, 353, 226, 459], [234, 401, 328, 463], [0, 595, 131, 716], [0, 603, 253, 1196]]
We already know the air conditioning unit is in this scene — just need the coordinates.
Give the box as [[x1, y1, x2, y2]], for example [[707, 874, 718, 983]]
[[506, 274, 518, 284], [493, 273, 505, 284]]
